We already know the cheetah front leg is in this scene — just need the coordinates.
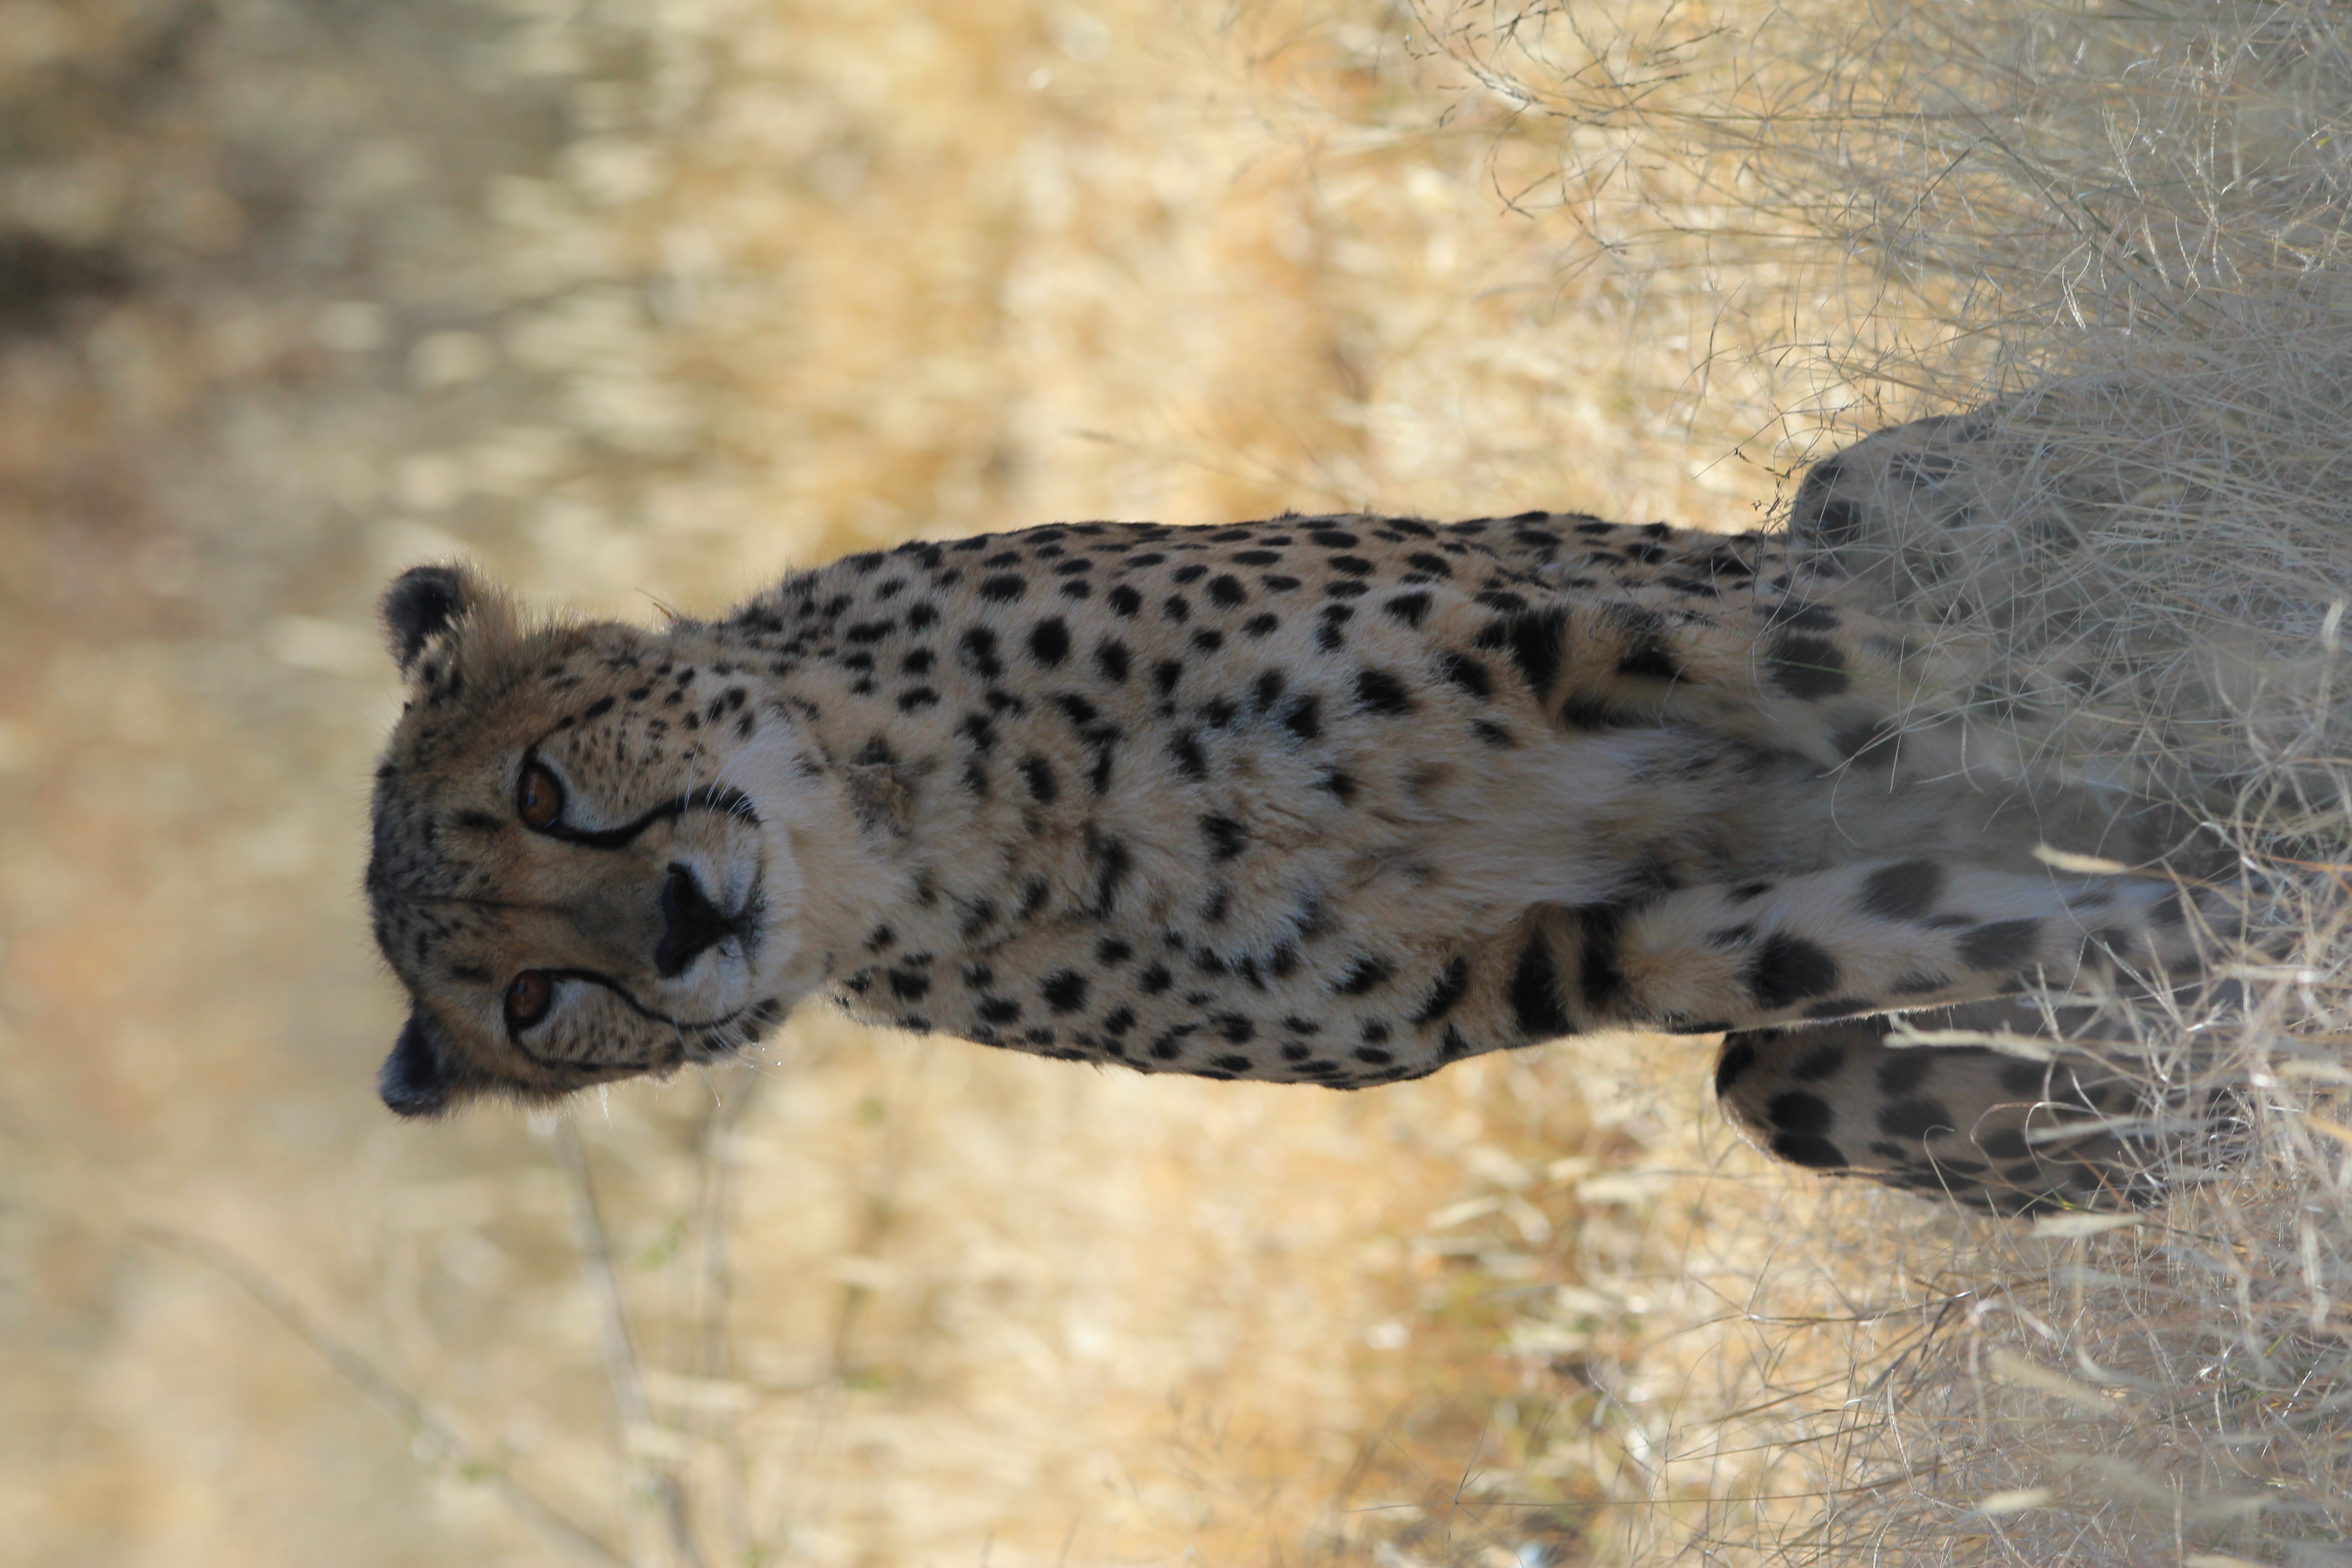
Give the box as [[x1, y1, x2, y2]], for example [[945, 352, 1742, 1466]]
[[1529, 855, 2231, 1037]]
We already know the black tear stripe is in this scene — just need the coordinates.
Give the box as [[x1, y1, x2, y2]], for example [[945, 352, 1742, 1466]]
[[521, 747, 759, 848]]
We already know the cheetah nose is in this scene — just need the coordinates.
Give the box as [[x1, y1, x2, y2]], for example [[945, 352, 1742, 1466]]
[[654, 864, 738, 979]]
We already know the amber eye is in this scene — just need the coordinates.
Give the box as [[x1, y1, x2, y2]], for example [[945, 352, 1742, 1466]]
[[516, 762, 564, 830], [505, 970, 554, 1030]]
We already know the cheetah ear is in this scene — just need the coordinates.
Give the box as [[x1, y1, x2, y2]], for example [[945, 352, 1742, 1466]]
[[379, 1012, 459, 1117], [381, 563, 482, 676]]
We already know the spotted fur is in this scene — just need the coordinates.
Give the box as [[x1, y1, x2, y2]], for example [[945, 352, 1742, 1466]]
[[367, 437, 2238, 1213]]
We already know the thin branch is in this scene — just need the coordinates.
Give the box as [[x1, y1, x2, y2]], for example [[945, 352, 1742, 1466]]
[[135, 1224, 627, 1568], [553, 1115, 709, 1568]]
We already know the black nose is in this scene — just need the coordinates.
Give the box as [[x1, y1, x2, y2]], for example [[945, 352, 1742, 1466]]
[[655, 864, 737, 978]]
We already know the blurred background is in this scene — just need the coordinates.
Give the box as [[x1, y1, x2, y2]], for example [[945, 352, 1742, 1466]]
[[2, 0, 2232, 1563]]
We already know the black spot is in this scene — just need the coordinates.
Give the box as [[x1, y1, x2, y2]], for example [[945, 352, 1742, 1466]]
[[1406, 552, 1452, 577], [1020, 755, 1058, 803], [1164, 595, 1190, 622], [1508, 937, 1572, 1038], [977, 997, 1024, 1024], [1958, 919, 2041, 972], [1767, 633, 1850, 700], [1980, 1127, 2031, 1159], [1019, 876, 1051, 918], [1281, 695, 1322, 741], [1999, 1061, 2050, 1096], [1790, 1042, 1846, 1081], [1108, 585, 1142, 617], [1154, 659, 1184, 697], [1714, 1039, 1758, 1094], [1335, 956, 1392, 995], [1094, 639, 1131, 682], [1614, 632, 1681, 681], [1202, 814, 1248, 860], [1208, 574, 1247, 607], [897, 687, 939, 711], [1308, 528, 1359, 547], [1878, 1098, 1956, 1139], [1028, 618, 1071, 666], [1215, 1014, 1256, 1044], [978, 575, 1025, 602], [1354, 669, 1411, 715], [959, 626, 1004, 678], [1877, 1052, 1933, 1096], [1042, 971, 1088, 1013], [1860, 860, 1945, 921], [1242, 613, 1279, 637], [1436, 652, 1490, 698], [1138, 964, 1173, 995], [1575, 904, 1627, 1009], [1409, 957, 1470, 1025], [1804, 496, 1867, 549], [1767, 1089, 1834, 1135], [1834, 720, 1902, 770], [1383, 591, 1431, 627], [1169, 731, 1207, 779], [1477, 608, 1566, 698], [1770, 1132, 1850, 1169], [1745, 935, 1840, 1008], [888, 970, 931, 1001], [1233, 549, 1280, 566], [1773, 602, 1840, 631]]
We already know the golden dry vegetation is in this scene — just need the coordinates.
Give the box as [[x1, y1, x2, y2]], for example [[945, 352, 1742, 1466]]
[[5, 0, 2352, 1565]]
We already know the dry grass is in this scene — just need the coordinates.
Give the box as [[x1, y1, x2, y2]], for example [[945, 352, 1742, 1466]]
[[3, 0, 2349, 1563]]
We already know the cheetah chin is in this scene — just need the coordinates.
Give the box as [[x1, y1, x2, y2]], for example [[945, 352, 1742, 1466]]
[[365, 473, 2242, 1214]]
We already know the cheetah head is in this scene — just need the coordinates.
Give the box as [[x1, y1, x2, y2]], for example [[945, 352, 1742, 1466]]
[[366, 564, 813, 1117]]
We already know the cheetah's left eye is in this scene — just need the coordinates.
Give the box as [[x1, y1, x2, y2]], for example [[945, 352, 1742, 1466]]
[[505, 970, 554, 1030], [517, 763, 565, 830]]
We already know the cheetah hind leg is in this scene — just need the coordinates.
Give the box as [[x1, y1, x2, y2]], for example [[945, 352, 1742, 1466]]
[[1713, 1000, 2212, 1214]]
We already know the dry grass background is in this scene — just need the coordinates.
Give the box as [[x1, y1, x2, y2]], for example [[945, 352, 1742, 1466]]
[[4, 0, 2351, 1564]]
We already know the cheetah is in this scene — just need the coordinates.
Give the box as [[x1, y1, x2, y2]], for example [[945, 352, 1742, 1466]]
[[367, 426, 2240, 1214]]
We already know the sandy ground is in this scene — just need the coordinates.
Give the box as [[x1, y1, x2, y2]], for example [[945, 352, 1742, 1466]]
[[0, 1, 1893, 1563]]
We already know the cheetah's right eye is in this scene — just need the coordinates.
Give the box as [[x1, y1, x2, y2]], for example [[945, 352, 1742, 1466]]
[[505, 970, 554, 1030], [517, 763, 565, 830]]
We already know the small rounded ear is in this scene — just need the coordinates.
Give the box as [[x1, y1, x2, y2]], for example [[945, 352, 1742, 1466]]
[[381, 564, 478, 676], [379, 1013, 457, 1117]]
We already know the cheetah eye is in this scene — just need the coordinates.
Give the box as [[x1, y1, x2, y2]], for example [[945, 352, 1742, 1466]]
[[516, 762, 565, 830], [505, 970, 555, 1030]]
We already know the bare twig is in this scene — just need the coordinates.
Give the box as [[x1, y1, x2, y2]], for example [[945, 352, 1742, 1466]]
[[135, 1225, 628, 1568], [552, 1115, 708, 1568]]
